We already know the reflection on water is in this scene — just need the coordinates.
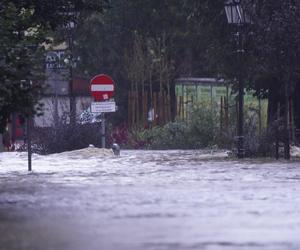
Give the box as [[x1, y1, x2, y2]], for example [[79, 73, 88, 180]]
[[0, 149, 300, 250]]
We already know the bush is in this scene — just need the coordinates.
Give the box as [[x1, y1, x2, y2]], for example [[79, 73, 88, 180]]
[[143, 122, 188, 149], [32, 122, 103, 154], [243, 116, 282, 157], [187, 105, 220, 148], [31, 104, 276, 156], [127, 104, 223, 150], [125, 104, 277, 156]]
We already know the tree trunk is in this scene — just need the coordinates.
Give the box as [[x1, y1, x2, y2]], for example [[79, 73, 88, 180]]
[[128, 91, 132, 126], [284, 82, 290, 160], [292, 84, 300, 138], [0, 134, 4, 152], [135, 82, 139, 126], [169, 79, 176, 121], [291, 99, 295, 143], [267, 86, 281, 126]]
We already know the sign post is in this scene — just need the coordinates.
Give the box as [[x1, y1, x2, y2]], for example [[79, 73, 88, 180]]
[[101, 113, 105, 148], [27, 117, 32, 171], [90, 74, 116, 148]]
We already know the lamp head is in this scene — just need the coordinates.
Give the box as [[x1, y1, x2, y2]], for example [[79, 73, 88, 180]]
[[224, 0, 251, 24]]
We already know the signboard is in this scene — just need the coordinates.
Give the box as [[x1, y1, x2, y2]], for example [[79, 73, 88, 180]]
[[90, 74, 115, 101], [91, 101, 116, 113], [45, 50, 66, 69]]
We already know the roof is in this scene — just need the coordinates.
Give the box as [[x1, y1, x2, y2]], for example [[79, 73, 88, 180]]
[[175, 77, 226, 86]]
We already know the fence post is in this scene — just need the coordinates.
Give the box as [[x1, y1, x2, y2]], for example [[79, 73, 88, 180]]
[[220, 96, 224, 136], [275, 103, 280, 160], [27, 117, 32, 171]]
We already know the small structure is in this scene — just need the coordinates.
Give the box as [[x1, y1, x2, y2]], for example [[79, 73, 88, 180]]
[[175, 77, 268, 131]]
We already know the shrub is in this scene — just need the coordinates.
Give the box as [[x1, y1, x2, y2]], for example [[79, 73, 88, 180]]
[[32, 121, 103, 154], [125, 103, 277, 156], [143, 121, 188, 149], [126, 104, 223, 150], [187, 105, 220, 148]]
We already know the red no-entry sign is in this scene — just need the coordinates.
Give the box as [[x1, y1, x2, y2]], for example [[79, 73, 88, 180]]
[[90, 74, 115, 101]]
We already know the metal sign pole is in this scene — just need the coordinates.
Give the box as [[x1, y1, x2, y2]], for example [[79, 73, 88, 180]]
[[27, 117, 32, 171], [101, 113, 105, 148]]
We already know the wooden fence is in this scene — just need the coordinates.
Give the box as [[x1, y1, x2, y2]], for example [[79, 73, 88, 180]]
[[128, 90, 171, 128]]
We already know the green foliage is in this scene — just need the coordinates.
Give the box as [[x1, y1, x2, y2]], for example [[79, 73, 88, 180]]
[[188, 105, 219, 147], [125, 102, 275, 157], [69, 0, 231, 125], [1, 0, 298, 151], [0, 1, 107, 133], [142, 122, 188, 149], [128, 103, 222, 150], [0, 1, 47, 132], [244, 1, 300, 95]]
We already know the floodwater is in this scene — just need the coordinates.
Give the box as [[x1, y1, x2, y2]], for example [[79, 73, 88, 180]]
[[0, 148, 300, 250]]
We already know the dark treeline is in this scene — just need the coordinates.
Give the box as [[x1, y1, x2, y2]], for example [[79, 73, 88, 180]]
[[1, 0, 300, 134], [73, 0, 300, 129], [0, 0, 108, 133]]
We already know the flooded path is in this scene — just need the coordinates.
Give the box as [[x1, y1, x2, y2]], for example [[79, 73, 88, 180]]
[[1, 149, 300, 250]]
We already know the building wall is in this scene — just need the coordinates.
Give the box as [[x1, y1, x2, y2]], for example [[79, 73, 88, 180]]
[[35, 96, 93, 127], [39, 50, 92, 127]]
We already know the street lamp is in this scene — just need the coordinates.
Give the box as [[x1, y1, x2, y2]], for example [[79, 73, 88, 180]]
[[224, 0, 250, 158], [63, 7, 79, 125], [224, 0, 251, 24]]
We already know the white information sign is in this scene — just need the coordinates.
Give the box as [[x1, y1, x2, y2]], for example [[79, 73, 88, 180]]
[[91, 101, 116, 113]]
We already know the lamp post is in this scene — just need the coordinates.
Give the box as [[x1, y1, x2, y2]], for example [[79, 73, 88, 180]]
[[20, 79, 33, 171], [63, 8, 79, 126], [224, 0, 250, 158], [67, 22, 76, 125]]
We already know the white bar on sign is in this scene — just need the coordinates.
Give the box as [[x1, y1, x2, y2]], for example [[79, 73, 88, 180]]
[[91, 84, 114, 91]]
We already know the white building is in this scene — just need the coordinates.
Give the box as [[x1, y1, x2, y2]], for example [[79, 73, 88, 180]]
[[36, 50, 93, 127]]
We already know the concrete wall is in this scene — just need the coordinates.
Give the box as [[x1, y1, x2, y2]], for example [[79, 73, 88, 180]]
[[35, 96, 93, 127]]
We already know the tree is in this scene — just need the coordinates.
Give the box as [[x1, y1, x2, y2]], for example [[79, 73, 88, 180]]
[[73, 0, 228, 124], [245, 1, 300, 109], [245, 1, 300, 158], [0, 0, 108, 150], [0, 1, 46, 134]]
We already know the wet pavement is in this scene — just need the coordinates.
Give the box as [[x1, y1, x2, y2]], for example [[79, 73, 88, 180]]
[[1, 149, 300, 250]]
